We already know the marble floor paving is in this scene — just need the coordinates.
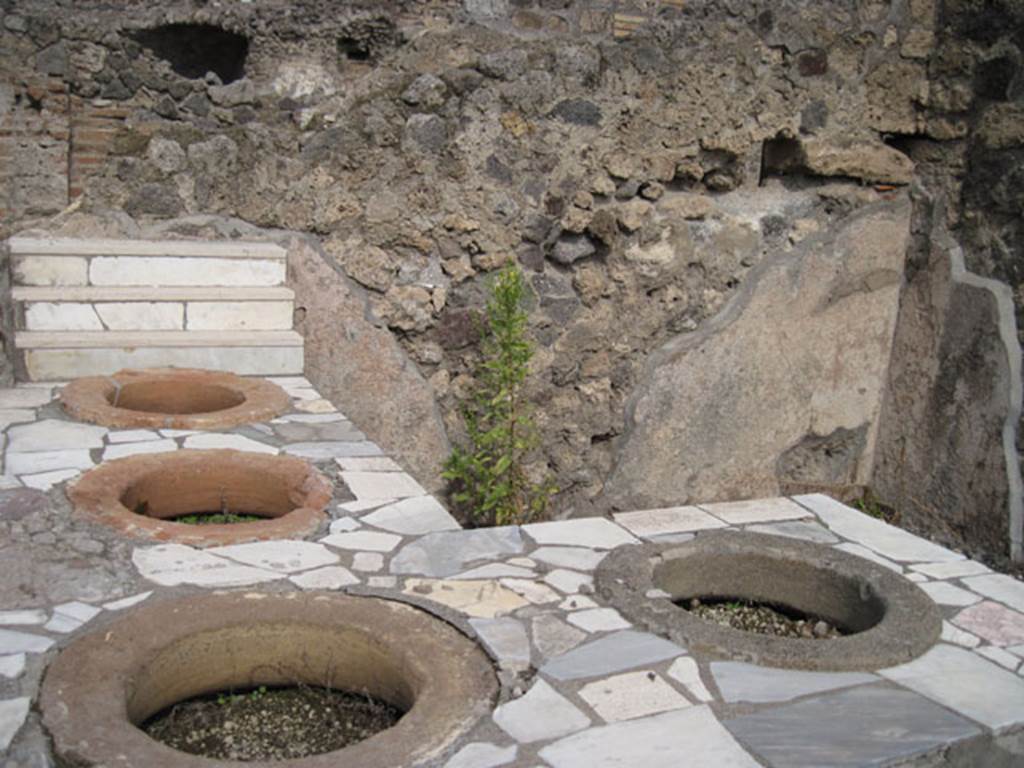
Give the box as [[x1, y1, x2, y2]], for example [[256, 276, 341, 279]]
[[2, 380, 1024, 766]]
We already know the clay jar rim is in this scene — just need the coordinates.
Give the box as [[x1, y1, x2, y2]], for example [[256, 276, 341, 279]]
[[39, 591, 499, 768], [60, 367, 291, 430], [67, 449, 332, 547], [595, 530, 942, 671]]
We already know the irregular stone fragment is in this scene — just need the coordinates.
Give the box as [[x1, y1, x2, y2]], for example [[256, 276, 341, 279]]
[[567, 608, 631, 633], [469, 617, 531, 670], [544, 569, 593, 594], [6, 419, 106, 452], [879, 644, 1024, 729], [531, 547, 606, 571], [579, 670, 691, 722], [524, 519, 637, 549], [952, 601, 1024, 646], [797, 494, 964, 563], [363, 495, 460, 535], [710, 662, 876, 704], [404, 579, 528, 618], [321, 531, 403, 552], [0, 629, 54, 654], [541, 630, 685, 681], [961, 574, 1024, 613], [0, 697, 30, 751], [289, 566, 359, 589], [0, 655, 25, 679], [532, 614, 587, 659], [182, 433, 277, 454], [500, 578, 560, 605], [132, 544, 281, 587], [918, 581, 982, 607], [208, 540, 339, 573], [666, 657, 714, 702], [613, 507, 726, 538], [723, 684, 981, 768], [746, 520, 839, 544], [390, 527, 520, 576], [700, 497, 809, 525], [0, 609, 47, 626], [540, 707, 759, 768], [494, 679, 591, 743], [444, 742, 517, 768]]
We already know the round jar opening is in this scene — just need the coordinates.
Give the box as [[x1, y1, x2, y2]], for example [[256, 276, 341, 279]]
[[60, 368, 290, 430], [595, 532, 941, 670], [68, 449, 333, 546], [40, 593, 500, 768], [131, 623, 415, 761], [107, 380, 247, 415], [121, 461, 296, 523], [656, 550, 887, 637]]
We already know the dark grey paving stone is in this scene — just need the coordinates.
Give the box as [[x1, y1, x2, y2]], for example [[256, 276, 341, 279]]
[[390, 527, 524, 577], [723, 683, 982, 768], [711, 661, 877, 703], [540, 630, 685, 681]]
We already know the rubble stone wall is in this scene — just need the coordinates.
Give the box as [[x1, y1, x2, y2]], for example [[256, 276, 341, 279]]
[[1, 0, 1020, 559]]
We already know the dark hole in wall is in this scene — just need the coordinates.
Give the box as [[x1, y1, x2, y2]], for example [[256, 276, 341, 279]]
[[133, 24, 249, 84], [882, 133, 918, 157], [336, 17, 402, 63], [338, 36, 371, 61], [759, 136, 802, 184], [975, 55, 1018, 101]]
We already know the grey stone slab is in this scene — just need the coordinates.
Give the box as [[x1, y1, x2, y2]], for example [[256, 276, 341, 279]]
[[0, 654, 25, 679], [444, 742, 517, 768], [794, 494, 963, 562], [523, 518, 638, 549], [540, 706, 760, 768], [723, 683, 982, 768], [362, 495, 460, 535], [390, 527, 522, 576], [531, 614, 586, 659], [530, 546, 606, 572], [879, 643, 1024, 730], [0, 697, 30, 750], [282, 441, 383, 460], [0, 628, 54, 654], [6, 419, 106, 451], [272, 420, 366, 442], [469, 617, 531, 671], [275, 413, 344, 424], [710, 661, 877, 704], [493, 679, 591, 743], [961, 573, 1024, 613], [540, 630, 685, 681], [746, 520, 839, 544]]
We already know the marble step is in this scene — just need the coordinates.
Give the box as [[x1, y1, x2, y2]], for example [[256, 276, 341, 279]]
[[15, 330, 304, 381], [9, 237, 286, 288], [12, 287, 295, 332]]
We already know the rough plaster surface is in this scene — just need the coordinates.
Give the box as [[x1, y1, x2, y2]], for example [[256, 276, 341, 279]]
[[606, 201, 910, 509], [287, 235, 451, 491]]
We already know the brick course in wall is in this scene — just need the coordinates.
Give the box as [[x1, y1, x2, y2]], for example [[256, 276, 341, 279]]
[[0, 77, 69, 227]]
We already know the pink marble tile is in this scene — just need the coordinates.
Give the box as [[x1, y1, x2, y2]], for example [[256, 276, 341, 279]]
[[952, 600, 1024, 646]]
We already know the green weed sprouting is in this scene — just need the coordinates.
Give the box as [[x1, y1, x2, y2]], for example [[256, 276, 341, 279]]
[[442, 264, 554, 527]]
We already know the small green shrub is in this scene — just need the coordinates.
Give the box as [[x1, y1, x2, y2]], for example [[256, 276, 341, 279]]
[[443, 264, 554, 526]]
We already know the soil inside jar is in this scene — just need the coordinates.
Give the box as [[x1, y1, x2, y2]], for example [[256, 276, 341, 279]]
[[142, 684, 404, 761], [677, 597, 848, 639], [166, 511, 266, 525]]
